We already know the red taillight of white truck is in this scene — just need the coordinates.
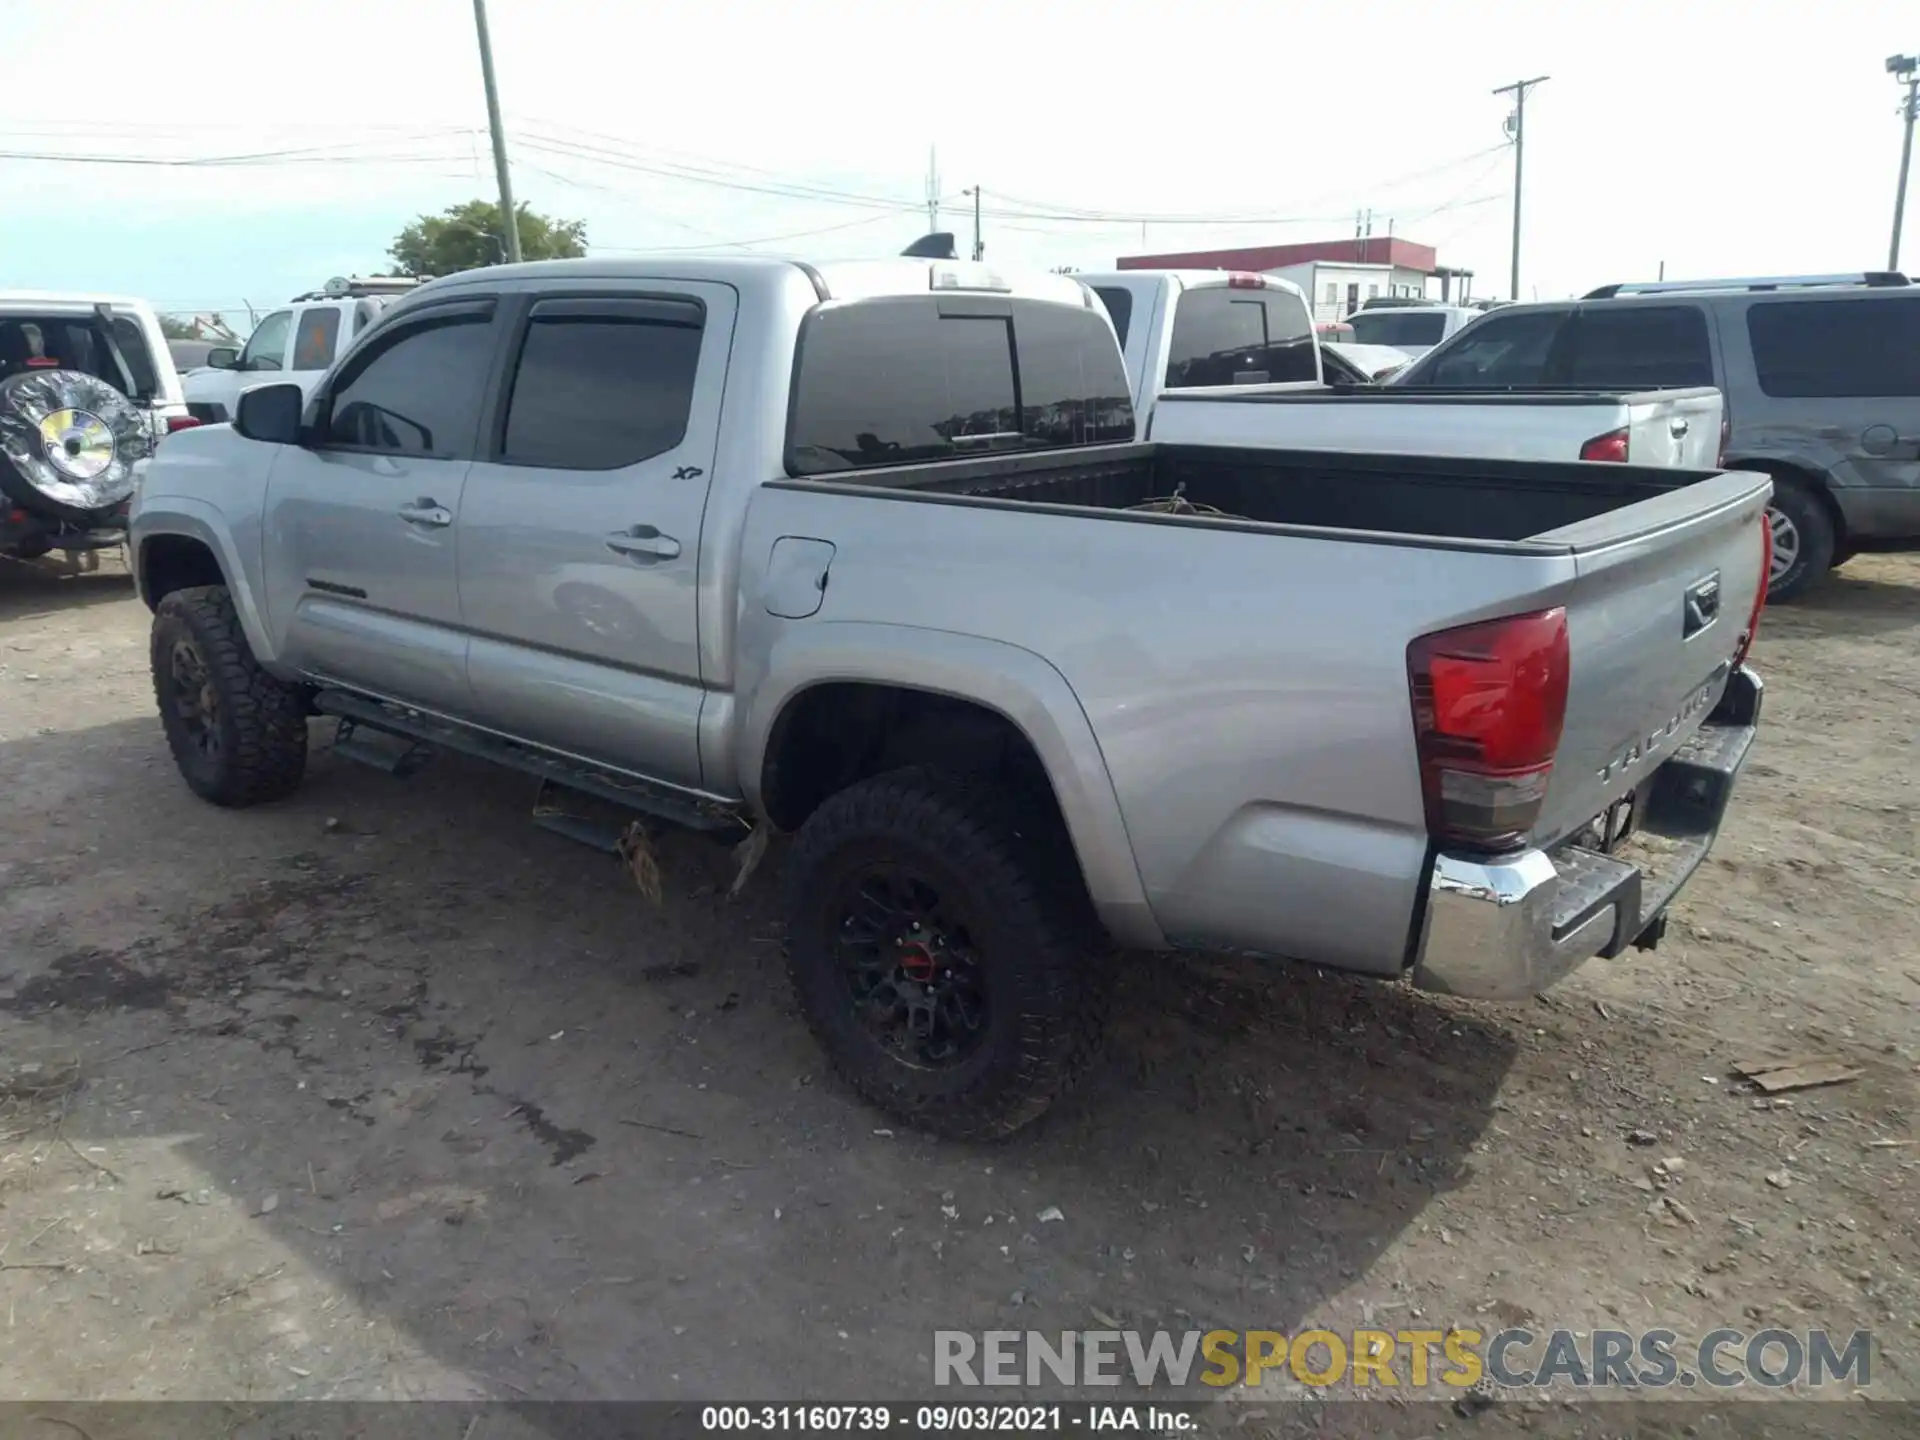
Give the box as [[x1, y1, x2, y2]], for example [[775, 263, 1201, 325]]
[[1578, 428, 1630, 463], [1731, 512, 1773, 668], [1407, 608, 1570, 851]]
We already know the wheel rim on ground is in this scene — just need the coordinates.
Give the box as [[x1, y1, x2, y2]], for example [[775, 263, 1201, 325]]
[[168, 639, 221, 762], [1767, 505, 1799, 585], [829, 864, 990, 1070]]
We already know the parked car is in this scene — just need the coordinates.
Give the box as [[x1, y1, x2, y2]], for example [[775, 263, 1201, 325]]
[[1081, 270, 1723, 465], [1344, 302, 1480, 357], [1321, 341, 1412, 382], [0, 292, 190, 561], [131, 255, 1769, 1139], [183, 276, 424, 425], [1393, 271, 1920, 599]]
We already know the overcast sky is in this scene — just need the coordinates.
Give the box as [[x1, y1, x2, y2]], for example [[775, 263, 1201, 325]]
[[2, 0, 1915, 323]]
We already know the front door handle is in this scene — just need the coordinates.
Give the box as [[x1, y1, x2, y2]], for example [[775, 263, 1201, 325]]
[[398, 498, 453, 528], [606, 525, 682, 561]]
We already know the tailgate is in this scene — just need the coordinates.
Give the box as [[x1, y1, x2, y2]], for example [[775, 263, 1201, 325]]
[[1530, 468, 1771, 845], [1621, 387, 1723, 469]]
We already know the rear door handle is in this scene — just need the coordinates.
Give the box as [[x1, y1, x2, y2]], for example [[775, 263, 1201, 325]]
[[606, 525, 682, 561], [398, 498, 453, 528]]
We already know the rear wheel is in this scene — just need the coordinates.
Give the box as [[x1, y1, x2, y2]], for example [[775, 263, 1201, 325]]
[[151, 585, 308, 807], [783, 766, 1108, 1140], [1764, 478, 1834, 602]]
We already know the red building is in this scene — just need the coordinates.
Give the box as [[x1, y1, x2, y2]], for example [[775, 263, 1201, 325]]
[[1116, 237, 1438, 275]]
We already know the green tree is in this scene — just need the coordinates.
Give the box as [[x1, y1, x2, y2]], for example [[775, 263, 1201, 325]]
[[387, 199, 588, 277]]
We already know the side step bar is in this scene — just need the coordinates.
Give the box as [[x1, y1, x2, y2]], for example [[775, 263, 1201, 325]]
[[313, 689, 747, 835]]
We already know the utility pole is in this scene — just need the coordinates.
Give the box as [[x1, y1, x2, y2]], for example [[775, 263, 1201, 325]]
[[1888, 56, 1920, 270], [1493, 75, 1548, 301], [963, 186, 983, 260], [471, 0, 523, 264], [925, 148, 941, 233]]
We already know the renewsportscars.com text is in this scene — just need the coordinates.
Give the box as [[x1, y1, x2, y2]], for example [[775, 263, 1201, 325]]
[[933, 1327, 1872, 1391]]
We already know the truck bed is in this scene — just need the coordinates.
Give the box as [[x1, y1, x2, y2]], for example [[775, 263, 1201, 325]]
[[818, 440, 1712, 547], [1144, 384, 1726, 469]]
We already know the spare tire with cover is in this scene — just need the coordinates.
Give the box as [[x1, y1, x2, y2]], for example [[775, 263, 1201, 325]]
[[0, 369, 152, 525]]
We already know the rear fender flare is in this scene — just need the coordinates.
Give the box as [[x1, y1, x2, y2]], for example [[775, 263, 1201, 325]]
[[738, 622, 1165, 950]]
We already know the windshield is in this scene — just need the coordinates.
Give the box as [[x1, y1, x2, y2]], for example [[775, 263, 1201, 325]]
[[1348, 310, 1448, 347]]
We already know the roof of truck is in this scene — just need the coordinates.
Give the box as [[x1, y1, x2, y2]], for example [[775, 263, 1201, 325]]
[[1076, 269, 1310, 301], [416, 256, 1095, 308], [0, 289, 160, 314]]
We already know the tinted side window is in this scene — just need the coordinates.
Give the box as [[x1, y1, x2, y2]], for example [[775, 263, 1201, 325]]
[[1011, 303, 1135, 447], [1412, 308, 1566, 386], [108, 317, 160, 397], [1092, 286, 1133, 347], [503, 309, 703, 469], [789, 301, 1016, 472], [1746, 297, 1920, 397], [292, 307, 342, 371], [1165, 289, 1315, 388], [1562, 305, 1713, 387], [323, 309, 493, 458], [241, 310, 292, 372]]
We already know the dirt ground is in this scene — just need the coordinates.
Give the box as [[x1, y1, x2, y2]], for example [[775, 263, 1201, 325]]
[[0, 551, 1914, 1425]]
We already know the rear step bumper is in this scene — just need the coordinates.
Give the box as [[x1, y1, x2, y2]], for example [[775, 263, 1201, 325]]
[[1411, 666, 1762, 1002]]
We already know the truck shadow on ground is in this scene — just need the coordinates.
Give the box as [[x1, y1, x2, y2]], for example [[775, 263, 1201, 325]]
[[0, 715, 1517, 1401]]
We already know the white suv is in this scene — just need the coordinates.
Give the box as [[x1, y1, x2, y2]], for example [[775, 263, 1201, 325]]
[[184, 276, 423, 424]]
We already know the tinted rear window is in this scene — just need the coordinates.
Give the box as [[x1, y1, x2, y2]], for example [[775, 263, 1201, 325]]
[[1746, 297, 1920, 397], [1092, 286, 1133, 347], [1407, 308, 1567, 386], [1165, 287, 1316, 387], [787, 297, 1133, 475], [1348, 310, 1447, 348]]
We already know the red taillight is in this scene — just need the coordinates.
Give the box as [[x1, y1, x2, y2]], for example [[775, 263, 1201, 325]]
[[1579, 428, 1630, 463], [165, 415, 202, 434], [1731, 512, 1772, 668], [1408, 609, 1570, 851], [1227, 272, 1269, 289]]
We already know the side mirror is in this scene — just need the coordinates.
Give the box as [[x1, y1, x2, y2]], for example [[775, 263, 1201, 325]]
[[234, 383, 306, 445], [206, 347, 239, 370]]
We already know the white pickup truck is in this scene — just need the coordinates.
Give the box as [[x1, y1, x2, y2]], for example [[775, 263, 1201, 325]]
[[1081, 270, 1726, 468], [183, 277, 424, 425]]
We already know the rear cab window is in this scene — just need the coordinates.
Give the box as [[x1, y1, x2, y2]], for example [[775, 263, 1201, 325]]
[[1164, 286, 1316, 388], [1746, 296, 1920, 396], [1091, 286, 1133, 347], [786, 297, 1134, 475], [1348, 309, 1448, 349]]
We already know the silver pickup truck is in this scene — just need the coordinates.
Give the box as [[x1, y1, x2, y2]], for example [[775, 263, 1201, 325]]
[[130, 257, 1771, 1139]]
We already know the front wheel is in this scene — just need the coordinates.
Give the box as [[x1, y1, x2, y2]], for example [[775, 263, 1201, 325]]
[[151, 585, 308, 807], [1764, 479, 1835, 602], [783, 766, 1108, 1140]]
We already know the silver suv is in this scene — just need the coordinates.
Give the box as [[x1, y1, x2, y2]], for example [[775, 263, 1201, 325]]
[[1394, 271, 1920, 599]]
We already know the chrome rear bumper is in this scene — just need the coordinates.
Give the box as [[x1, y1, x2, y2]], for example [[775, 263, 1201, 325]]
[[1411, 666, 1762, 1002]]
